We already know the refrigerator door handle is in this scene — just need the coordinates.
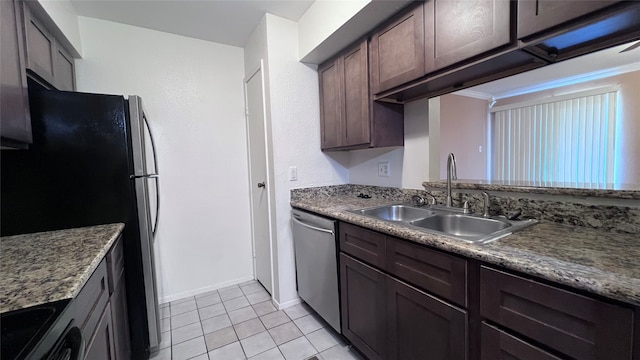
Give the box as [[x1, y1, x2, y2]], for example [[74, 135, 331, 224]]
[[152, 176, 160, 240], [130, 174, 158, 179], [143, 115, 161, 241]]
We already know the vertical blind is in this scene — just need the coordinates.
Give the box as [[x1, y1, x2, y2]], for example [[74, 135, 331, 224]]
[[490, 89, 617, 184]]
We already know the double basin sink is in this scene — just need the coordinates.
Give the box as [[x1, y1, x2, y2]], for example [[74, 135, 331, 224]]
[[349, 204, 537, 244]]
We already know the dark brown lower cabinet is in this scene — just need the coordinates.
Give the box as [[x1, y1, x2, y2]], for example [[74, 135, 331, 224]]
[[481, 323, 562, 360], [75, 236, 130, 360], [85, 303, 115, 360], [110, 276, 130, 360], [340, 253, 387, 360], [481, 266, 634, 359], [341, 252, 468, 360], [387, 277, 467, 360]]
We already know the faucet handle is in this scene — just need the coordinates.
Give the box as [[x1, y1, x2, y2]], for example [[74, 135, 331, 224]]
[[481, 191, 490, 218], [411, 195, 426, 207], [463, 201, 472, 214]]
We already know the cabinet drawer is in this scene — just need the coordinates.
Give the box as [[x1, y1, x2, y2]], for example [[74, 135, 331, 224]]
[[481, 322, 562, 360], [339, 222, 386, 268], [107, 235, 125, 294], [480, 266, 633, 360], [387, 237, 467, 307], [75, 259, 110, 341]]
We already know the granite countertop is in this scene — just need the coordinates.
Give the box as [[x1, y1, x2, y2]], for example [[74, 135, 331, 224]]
[[0, 223, 125, 313], [291, 195, 640, 306], [422, 180, 640, 199]]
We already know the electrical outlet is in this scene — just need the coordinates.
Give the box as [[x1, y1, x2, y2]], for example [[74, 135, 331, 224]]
[[288, 166, 298, 181], [378, 161, 390, 177]]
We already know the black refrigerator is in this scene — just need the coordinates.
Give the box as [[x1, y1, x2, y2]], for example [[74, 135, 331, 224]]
[[1, 79, 162, 359]]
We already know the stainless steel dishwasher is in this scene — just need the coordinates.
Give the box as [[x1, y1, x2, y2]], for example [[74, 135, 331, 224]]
[[291, 209, 341, 333]]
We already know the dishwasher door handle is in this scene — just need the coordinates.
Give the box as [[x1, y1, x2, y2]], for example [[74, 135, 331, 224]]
[[292, 217, 334, 235]]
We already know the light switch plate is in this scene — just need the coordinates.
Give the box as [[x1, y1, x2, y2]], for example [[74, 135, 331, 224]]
[[378, 161, 390, 177], [289, 166, 298, 181]]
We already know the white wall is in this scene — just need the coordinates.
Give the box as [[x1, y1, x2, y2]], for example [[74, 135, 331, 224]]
[[76, 17, 254, 302], [402, 98, 433, 188], [349, 148, 404, 187], [246, 14, 349, 307], [297, 0, 412, 64], [439, 94, 488, 180], [348, 98, 433, 189], [297, 0, 369, 60]]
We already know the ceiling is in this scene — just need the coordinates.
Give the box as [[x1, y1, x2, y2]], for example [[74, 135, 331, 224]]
[[70, 0, 315, 47]]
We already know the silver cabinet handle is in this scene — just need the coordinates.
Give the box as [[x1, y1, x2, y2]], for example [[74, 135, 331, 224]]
[[292, 217, 334, 235], [257, 182, 266, 188]]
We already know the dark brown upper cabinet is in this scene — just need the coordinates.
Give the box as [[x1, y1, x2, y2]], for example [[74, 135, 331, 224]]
[[55, 45, 76, 91], [319, 39, 403, 151], [22, 1, 76, 91], [1, 0, 32, 147], [430, 0, 513, 72], [318, 60, 342, 149], [517, 0, 622, 39], [370, 2, 427, 94]]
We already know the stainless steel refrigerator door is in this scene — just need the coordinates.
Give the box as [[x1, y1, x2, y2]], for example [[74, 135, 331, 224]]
[[291, 210, 341, 333], [129, 95, 162, 350]]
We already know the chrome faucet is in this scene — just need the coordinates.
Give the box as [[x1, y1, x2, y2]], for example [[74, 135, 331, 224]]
[[446, 153, 457, 207]]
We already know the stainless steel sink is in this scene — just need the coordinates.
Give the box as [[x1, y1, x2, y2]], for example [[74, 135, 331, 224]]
[[349, 204, 434, 222], [349, 203, 537, 244], [410, 213, 510, 236]]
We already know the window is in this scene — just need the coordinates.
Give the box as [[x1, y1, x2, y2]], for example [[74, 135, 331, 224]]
[[489, 88, 617, 185]]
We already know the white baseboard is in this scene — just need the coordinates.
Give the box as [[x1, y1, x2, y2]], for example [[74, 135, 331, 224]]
[[159, 275, 255, 304], [273, 296, 301, 310]]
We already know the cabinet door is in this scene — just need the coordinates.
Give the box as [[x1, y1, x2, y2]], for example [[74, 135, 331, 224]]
[[111, 275, 131, 360], [431, 0, 512, 71], [1, 0, 32, 145], [319, 59, 342, 149], [55, 45, 75, 91], [481, 322, 562, 360], [340, 253, 387, 360], [85, 303, 116, 360], [517, 0, 620, 39], [22, 3, 56, 86], [342, 40, 370, 147], [387, 276, 467, 360], [370, 3, 425, 94]]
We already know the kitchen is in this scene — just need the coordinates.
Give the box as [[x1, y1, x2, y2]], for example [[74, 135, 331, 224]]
[[1, 1, 639, 360]]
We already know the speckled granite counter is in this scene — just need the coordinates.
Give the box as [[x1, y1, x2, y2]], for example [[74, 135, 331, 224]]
[[290, 193, 640, 306], [0, 223, 125, 313], [422, 179, 640, 199]]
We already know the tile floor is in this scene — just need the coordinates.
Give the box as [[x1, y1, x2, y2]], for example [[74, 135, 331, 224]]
[[149, 280, 364, 360]]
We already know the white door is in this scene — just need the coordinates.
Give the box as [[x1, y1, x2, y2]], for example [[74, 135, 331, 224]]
[[244, 62, 273, 295]]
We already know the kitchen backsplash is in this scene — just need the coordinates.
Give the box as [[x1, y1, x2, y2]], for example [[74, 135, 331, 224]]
[[291, 184, 640, 234]]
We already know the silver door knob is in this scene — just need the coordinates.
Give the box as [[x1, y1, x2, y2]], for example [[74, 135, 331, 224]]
[[257, 182, 266, 188]]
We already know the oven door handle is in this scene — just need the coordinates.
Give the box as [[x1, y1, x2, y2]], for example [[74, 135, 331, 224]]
[[292, 217, 334, 235]]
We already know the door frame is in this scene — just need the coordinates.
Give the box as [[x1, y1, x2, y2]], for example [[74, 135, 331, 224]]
[[243, 60, 276, 296]]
